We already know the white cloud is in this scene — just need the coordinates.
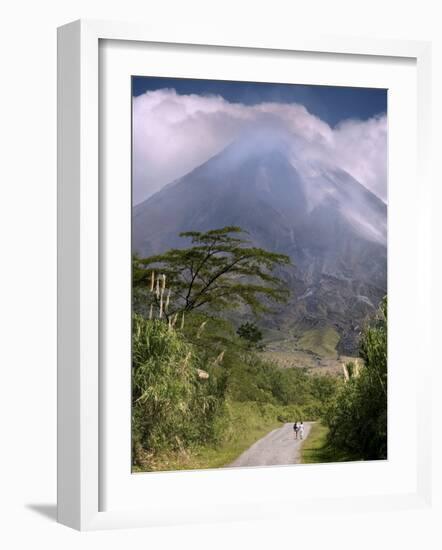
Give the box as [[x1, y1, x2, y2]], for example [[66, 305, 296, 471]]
[[332, 116, 387, 201], [133, 89, 387, 204]]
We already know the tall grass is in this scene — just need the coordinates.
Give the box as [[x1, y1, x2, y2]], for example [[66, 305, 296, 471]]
[[132, 310, 342, 470], [132, 315, 227, 468], [323, 297, 387, 460]]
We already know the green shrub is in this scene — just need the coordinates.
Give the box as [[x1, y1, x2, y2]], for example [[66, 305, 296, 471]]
[[132, 315, 226, 466], [225, 349, 338, 417], [324, 297, 387, 460], [131, 311, 342, 470]]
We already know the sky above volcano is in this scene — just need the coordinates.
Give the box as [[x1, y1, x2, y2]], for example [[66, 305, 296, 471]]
[[132, 76, 387, 205]]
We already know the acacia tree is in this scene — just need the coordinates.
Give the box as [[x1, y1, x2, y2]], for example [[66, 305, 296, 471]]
[[133, 226, 291, 320]]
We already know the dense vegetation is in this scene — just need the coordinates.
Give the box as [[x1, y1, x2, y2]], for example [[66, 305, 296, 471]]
[[132, 315, 228, 468], [133, 226, 290, 317], [132, 309, 339, 469], [132, 226, 387, 470], [323, 297, 388, 460], [132, 227, 340, 470]]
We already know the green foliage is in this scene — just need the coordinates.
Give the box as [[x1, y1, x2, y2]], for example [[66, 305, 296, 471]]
[[180, 311, 237, 354], [324, 297, 387, 460], [299, 422, 329, 463], [132, 310, 339, 469], [237, 322, 264, 349], [132, 315, 227, 467], [134, 400, 285, 472], [133, 226, 291, 318], [299, 422, 355, 464], [220, 401, 284, 447], [225, 348, 339, 418], [360, 297, 387, 398], [131, 228, 347, 471]]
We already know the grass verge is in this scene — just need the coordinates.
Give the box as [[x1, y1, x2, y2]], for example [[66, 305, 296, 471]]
[[300, 421, 357, 464], [133, 401, 283, 472]]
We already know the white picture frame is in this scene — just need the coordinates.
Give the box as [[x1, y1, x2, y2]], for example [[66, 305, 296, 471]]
[[57, 19, 432, 531]]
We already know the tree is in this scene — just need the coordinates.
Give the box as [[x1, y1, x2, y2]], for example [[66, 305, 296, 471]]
[[237, 322, 264, 349], [133, 226, 291, 320]]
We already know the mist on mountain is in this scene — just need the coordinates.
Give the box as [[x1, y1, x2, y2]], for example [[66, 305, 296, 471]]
[[133, 125, 387, 354]]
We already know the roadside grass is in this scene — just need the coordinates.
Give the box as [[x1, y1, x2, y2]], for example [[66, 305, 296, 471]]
[[300, 421, 357, 464], [133, 401, 284, 472], [298, 327, 340, 358]]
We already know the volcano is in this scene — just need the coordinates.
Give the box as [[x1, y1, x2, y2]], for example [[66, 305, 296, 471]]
[[132, 130, 387, 354]]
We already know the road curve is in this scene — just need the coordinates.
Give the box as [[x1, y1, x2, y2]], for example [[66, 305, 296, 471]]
[[229, 422, 312, 468]]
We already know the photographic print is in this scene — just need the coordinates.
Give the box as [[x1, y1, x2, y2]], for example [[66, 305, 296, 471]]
[[131, 77, 387, 472]]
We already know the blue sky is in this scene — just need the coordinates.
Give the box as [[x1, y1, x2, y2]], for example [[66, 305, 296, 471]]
[[132, 77, 387, 205], [132, 76, 387, 127]]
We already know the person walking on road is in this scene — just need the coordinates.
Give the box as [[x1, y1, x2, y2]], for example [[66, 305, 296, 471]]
[[298, 421, 305, 440], [293, 421, 299, 439]]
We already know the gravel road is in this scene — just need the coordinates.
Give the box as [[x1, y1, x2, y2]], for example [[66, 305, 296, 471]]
[[229, 422, 312, 468]]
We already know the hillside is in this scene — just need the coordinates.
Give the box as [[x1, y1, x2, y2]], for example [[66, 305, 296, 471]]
[[133, 129, 387, 355]]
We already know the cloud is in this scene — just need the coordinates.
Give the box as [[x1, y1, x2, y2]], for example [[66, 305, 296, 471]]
[[332, 116, 387, 202], [133, 89, 387, 204]]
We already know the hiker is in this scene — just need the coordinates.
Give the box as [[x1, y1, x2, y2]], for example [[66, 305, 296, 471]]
[[299, 421, 305, 440], [293, 421, 299, 439]]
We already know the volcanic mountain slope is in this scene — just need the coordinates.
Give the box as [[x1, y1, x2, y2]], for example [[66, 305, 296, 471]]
[[133, 131, 387, 354]]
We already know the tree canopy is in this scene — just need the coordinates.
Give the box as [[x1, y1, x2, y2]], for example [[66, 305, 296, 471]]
[[133, 226, 291, 319]]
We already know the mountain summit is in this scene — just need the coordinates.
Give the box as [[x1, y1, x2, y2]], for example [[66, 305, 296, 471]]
[[133, 130, 387, 354]]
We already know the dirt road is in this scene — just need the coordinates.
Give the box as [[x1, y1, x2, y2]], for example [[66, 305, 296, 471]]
[[229, 422, 312, 468]]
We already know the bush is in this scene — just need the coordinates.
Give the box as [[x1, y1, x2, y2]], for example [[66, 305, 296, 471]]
[[131, 311, 342, 469], [237, 322, 264, 349], [225, 349, 338, 417], [132, 315, 227, 466], [324, 297, 387, 460]]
